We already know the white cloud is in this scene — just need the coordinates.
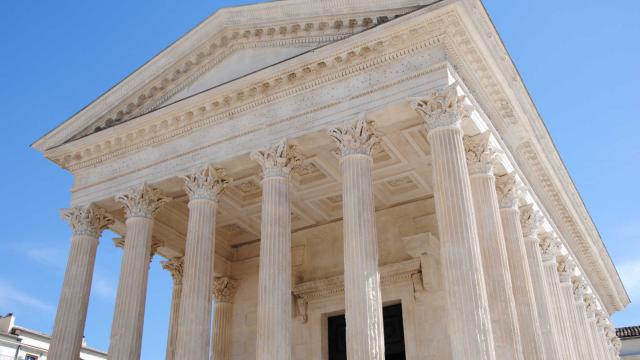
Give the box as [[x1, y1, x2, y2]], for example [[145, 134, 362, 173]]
[[23, 245, 64, 269], [618, 260, 640, 301], [92, 272, 116, 300], [0, 279, 55, 314]]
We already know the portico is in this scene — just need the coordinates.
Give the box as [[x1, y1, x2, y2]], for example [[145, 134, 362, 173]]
[[34, 1, 628, 359]]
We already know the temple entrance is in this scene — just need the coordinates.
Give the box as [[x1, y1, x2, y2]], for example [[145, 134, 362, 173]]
[[327, 303, 406, 360]]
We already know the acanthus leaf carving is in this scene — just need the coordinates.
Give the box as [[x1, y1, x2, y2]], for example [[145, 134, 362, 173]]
[[328, 114, 380, 157], [519, 203, 543, 238], [115, 183, 170, 219], [463, 131, 498, 175], [61, 204, 114, 238], [572, 276, 587, 301], [212, 277, 238, 303], [251, 139, 303, 178], [557, 255, 576, 283], [181, 165, 231, 202], [495, 172, 522, 210], [538, 231, 560, 262], [161, 256, 184, 285], [410, 82, 471, 132]]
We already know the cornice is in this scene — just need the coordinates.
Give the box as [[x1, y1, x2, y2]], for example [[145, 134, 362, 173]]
[[33, 0, 436, 151]]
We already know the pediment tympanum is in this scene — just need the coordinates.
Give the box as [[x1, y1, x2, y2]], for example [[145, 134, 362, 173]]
[[34, 0, 436, 149]]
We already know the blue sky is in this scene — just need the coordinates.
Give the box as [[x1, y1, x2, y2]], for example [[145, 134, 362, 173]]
[[0, 1, 638, 359]]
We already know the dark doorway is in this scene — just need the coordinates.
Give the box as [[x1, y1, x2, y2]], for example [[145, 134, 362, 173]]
[[327, 303, 406, 360]]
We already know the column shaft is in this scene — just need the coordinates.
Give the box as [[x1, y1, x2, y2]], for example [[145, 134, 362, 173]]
[[575, 301, 599, 360], [212, 302, 233, 360], [162, 257, 183, 360], [412, 85, 496, 360], [542, 260, 578, 360], [499, 207, 546, 360], [560, 282, 590, 359], [468, 170, 523, 359], [522, 235, 562, 360], [342, 154, 385, 359], [174, 200, 218, 359], [49, 234, 99, 359], [252, 141, 301, 360], [108, 216, 155, 360]]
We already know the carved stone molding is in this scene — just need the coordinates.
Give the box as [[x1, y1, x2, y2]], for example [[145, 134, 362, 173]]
[[161, 257, 184, 285], [60, 204, 114, 238], [115, 183, 170, 219], [292, 258, 420, 323], [557, 255, 576, 283], [181, 165, 231, 202], [494, 172, 521, 210], [410, 82, 470, 132], [463, 131, 497, 176], [519, 203, 543, 238], [212, 277, 238, 303], [328, 114, 380, 157], [250, 139, 303, 178], [583, 293, 596, 316], [538, 231, 560, 263], [112, 237, 125, 249], [572, 276, 587, 302]]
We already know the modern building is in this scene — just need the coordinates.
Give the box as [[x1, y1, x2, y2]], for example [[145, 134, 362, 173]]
[[31, 0, 629, 359], [0, 314, 106, 360], [618, 326, 640, 359]]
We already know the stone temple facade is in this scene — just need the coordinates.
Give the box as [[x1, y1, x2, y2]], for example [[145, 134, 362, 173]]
[[33, 0, 629, 359]]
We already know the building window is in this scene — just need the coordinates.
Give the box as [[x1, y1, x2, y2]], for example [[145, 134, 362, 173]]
[[25, 355, 38, 360]]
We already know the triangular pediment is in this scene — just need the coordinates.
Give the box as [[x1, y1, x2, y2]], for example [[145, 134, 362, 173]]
[[33, 0, 437, 151]]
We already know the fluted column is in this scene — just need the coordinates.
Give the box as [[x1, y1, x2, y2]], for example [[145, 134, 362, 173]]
[[49, 205, 113, 359], [584, 295, 608, 360], [557, 256, 590, 359], [597, 312, 614, 360], [571, 277, 600, 360], [251, 140, 302, 360], [174, 166, 230, 360], [495, 174, 546, 360], [411, 84, 496, 360], [538, 233, 578, 360], [161, 257, 183, 360], [464, 133, 524, 360], [519, 205, 562, 360], [329, 116, 385, 360], [109, 185, 169, 360], [211, 277, 238, 360]]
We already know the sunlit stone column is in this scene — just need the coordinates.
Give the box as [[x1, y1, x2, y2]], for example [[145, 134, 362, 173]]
[[571, 277, 600, 360], [329, 116, 385, 360], [412, 84, 496, 360], [597, 312, 615, 360], [464, 132, 524, 360], [211, 277, 238, 360], [538, 233, 578, 360], [584, 294, 608, 360], [174, 166, 230, 360], [519, 205, 562, 360], [557, 255, 590, 359], [604, 323, 619, 360], [49, 205, 113, 360], [495, 174, 546, 360], [251, 140, 302, 360], [161, 257, 184, 360], [109, 184, 169, 360]]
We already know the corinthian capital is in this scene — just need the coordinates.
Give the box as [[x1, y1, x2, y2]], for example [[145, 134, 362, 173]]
[[410, 83, 470, 132], [61, 204, 114, 238], [115, 184, 170, 219], [161, 257, 184, 285], [212, 277, 238, 303], [519, 203, 543, 238], [596, 310, 609, 328], [328, 115, 380, 157], [538, 232, 560, 262], [583, 293, 596, 315], [463, 131, 498, 175], [557, 255, 576, 283], [612, 337, 622, 352], [181, 165, 231, 202], [495, 172, 522, 209], [251, 139, 303, 178], [572, 276, 587, 301]]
